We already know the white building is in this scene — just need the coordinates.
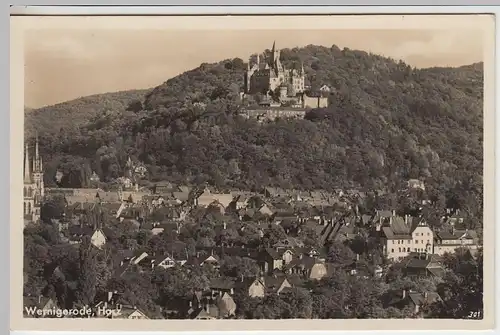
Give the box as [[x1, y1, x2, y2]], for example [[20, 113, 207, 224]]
[[380, 215, 434, 261]]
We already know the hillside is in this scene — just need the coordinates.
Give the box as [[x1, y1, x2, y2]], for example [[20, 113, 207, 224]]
[[28, 44, 483, 220], [24, 89, 150, 138]]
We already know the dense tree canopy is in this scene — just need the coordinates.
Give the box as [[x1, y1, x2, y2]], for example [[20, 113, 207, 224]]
[[25, 45, 483, 218]]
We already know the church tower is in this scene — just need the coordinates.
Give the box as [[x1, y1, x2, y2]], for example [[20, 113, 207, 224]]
[[23, 134, 44, 223]]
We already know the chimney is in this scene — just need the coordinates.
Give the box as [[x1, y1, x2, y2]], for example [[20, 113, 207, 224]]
[[424, 292, 428, 299], [405, 215, 408, 225], [38, 295, 42, 304], [107, 291, 113, 302], [299, 254, 303, 260], [402, 289, 406, 299], [205, 304, 210, 313], [241, 274, 244, 282], [392, 210, 396, 216], [223, 222, 227, 230], [196, 252, 200, 258], [356, 253, 360, 261], [189, 301, 192, 308]]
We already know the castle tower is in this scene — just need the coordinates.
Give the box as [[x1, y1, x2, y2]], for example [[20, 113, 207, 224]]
[[244, 41, 305, 97], [23, 134, 44, 223]]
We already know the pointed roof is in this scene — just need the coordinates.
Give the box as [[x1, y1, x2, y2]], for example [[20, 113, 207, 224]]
[[24, 143, 31, 183]]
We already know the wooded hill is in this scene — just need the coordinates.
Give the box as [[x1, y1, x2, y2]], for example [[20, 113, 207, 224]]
[[24, 44, 484, 220]]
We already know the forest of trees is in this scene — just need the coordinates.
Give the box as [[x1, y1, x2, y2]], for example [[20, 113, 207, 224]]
[[24, 44, 483, 221]]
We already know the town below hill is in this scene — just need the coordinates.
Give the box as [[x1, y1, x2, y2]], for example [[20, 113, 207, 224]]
[[24, 177, 482, 319]]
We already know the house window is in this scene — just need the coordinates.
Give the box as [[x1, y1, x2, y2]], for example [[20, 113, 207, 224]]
[[398, 248, 401, 252], [416, 240, 419, 244], [427, 233, 430, 236], [391, 249, 394, 253], [414, 248, 417, 252]]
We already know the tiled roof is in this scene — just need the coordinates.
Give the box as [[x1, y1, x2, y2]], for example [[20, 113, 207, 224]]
[[209, 278, 235, 290], [408, 292, 441, 306]]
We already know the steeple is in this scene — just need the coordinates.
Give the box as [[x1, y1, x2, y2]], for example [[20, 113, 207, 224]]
[[33, 133, 42, 173], [35, 132, 39, 162], [24, 143, 31, 183]]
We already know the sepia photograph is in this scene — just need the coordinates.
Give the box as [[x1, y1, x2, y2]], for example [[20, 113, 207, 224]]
[[10, 12, 495, 331]]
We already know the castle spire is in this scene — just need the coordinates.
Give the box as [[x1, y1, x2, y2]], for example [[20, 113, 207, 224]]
[[24, 143, 31, 183]]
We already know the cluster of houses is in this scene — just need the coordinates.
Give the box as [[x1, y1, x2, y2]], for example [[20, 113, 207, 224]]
[[26, 179, 481, 319]]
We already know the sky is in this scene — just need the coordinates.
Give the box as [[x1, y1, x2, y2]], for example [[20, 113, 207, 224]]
[[24, 29, 485, 108]]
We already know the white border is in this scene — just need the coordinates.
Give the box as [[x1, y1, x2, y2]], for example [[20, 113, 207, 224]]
[[9, 5, 499, 335]]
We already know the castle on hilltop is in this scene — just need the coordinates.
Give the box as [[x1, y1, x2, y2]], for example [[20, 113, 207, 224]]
[[24, 134, 44, 223], [244, 41, 305, 96], [241, 41, 329, 121]]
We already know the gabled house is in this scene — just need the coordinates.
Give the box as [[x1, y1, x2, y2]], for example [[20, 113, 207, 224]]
[[380, 215, 434, 261], [117, 306, 150, 319], [319, 84, 331, 93], [434, 228, 479, 256], [408, 291, 442, 316], [90, 228, 108, 249], [383, 289, 441, 317], [154, 181, 173, 194], [285, 255, 329, 280], [215, 292, 237, 318], [258, 247, 294, 274], [209, 278, 235, 298], [262, 187, 286, 198], [94, 292, 150, 319], [402, 253, 445, 278], [186, 252, 220, 268], [235, 277, 266, 298], [152, 254, 177, 269], [193, 187, 233, 209], [189, 304, 218, 320], [258, 204, 274, 216], [262, 275, 294, 295]]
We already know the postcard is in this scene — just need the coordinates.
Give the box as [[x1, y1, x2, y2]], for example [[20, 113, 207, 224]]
[[10, 10, 495, 331]]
